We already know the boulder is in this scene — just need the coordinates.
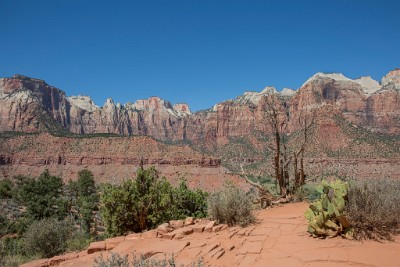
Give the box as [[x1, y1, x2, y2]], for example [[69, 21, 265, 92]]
[[157, 223, 172, 234], [174, 228, 194, 239], [205, 221, 216, 232], [169, 220, 184, 229], [191, 225, 205, 233], [142, 229, 158, 239], [184, 217, 194, 226]]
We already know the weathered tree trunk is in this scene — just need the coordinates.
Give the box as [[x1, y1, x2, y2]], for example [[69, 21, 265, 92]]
[[274, 131, 281, 194], [293, 152, 300, 187], [299, 151, 305, 185]]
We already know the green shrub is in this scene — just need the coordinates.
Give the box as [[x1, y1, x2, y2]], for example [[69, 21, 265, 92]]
[[0, 179, 13, 199], [292, 186, 307, 202], [346, 179, 400, 240], [0, 237, 24, 267], [304, 180, 352, 238], [172, 179, 208, 219], [66, 169, 99, 235], [13, 171, 65, 220], [66, 232, 92, 252], [207, 182, 255, 227], [304, 183, 322, 202], [293, 183, 321, 202], [100, 167, 208, 236], [0, 241, 6, 267], [22, 218, 74, 258]]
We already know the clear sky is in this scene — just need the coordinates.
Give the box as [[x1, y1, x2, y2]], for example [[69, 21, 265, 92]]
[[2, 0, 399, 111]]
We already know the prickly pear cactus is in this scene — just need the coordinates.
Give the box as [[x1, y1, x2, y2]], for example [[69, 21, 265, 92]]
[[304, 180, 352, 238]]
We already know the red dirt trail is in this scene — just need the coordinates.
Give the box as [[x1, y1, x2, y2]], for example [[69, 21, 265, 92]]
[[21, 202, 400, 267]]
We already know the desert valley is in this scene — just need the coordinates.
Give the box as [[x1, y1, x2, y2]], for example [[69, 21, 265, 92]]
[[0, 70, 399, 266], [2, 1, 400, 266], [1, 70, 400, 184]]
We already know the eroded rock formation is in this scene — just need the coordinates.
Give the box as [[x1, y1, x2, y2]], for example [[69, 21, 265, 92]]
[[0, 70, 399, 181]]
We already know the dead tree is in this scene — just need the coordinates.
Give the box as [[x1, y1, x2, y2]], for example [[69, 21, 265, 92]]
[[264, 94, 313, 197], [264, 95, 291, 197], [293, 105, 314, 190], [244, 177, 275, 208]]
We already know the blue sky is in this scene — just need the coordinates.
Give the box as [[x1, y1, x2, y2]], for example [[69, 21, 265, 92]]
[[2, 0, 399, 111]]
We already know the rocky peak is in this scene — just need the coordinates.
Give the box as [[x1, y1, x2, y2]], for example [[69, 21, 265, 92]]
[[68, 95, 99, 112], [132, 97, 191, 117], [280, 88, 296, 96], [354, 76, 381, 95], [382, 69, 400, 89], [236, 86, 278, 105], [11, 74, 45, 83], [260, 86, 278, 95], [173, 103, 191, 116], [301, 72, 351, 88], [134, 97, 172, 111], [103, 98, 116, 110]]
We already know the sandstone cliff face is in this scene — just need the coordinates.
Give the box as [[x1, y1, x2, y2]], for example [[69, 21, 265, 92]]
[[0, 133, 252, 191], [0, 75, 70, 132], [0, 76, 192, 140], [67, 95, 192, 140], [1, 71, 399, 183], [287, 71, 400, 134], [0, 70, 399, 144]]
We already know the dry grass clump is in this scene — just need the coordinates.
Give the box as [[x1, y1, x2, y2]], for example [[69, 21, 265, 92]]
[[94, 252, 203, 267], [346, 179, 400, 240], [207, 182, 255, 227]]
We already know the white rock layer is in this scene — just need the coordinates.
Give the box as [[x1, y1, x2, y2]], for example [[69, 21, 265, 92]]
[[68, 95, 100, 112]]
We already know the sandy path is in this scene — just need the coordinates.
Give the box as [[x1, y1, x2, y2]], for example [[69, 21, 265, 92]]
[[22, 202, 400, 267]]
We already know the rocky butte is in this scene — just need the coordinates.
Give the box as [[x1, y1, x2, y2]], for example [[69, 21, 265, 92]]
[[0, 70, 400, 183]]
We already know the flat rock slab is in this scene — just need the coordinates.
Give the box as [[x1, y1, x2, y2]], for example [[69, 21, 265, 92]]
[[48, 252, 79, 266], [191, 225, 205, 233], [237, 241, 263, 255], [112, 238, 190, 256], [87, 241, 106, 254], [105, 236, 126, 250]]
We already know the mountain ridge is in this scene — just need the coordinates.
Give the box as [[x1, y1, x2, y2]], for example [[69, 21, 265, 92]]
[[1, 70, 399, 181], [4, 70, 396, 114]]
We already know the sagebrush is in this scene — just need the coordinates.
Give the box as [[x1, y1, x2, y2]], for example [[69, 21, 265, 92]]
[[22, 218, 74, 258], [207, 182, 255, 227], [94, 252, 203, 267], [345, 179, 400, 240]]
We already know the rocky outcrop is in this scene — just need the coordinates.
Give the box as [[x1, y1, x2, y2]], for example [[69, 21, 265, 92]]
[[288, 71, 400, 134], [67, 96, 190, 140], [0, 71, 399, 180], [1, 70, 399, 141], [0, 75, 70, 132]]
